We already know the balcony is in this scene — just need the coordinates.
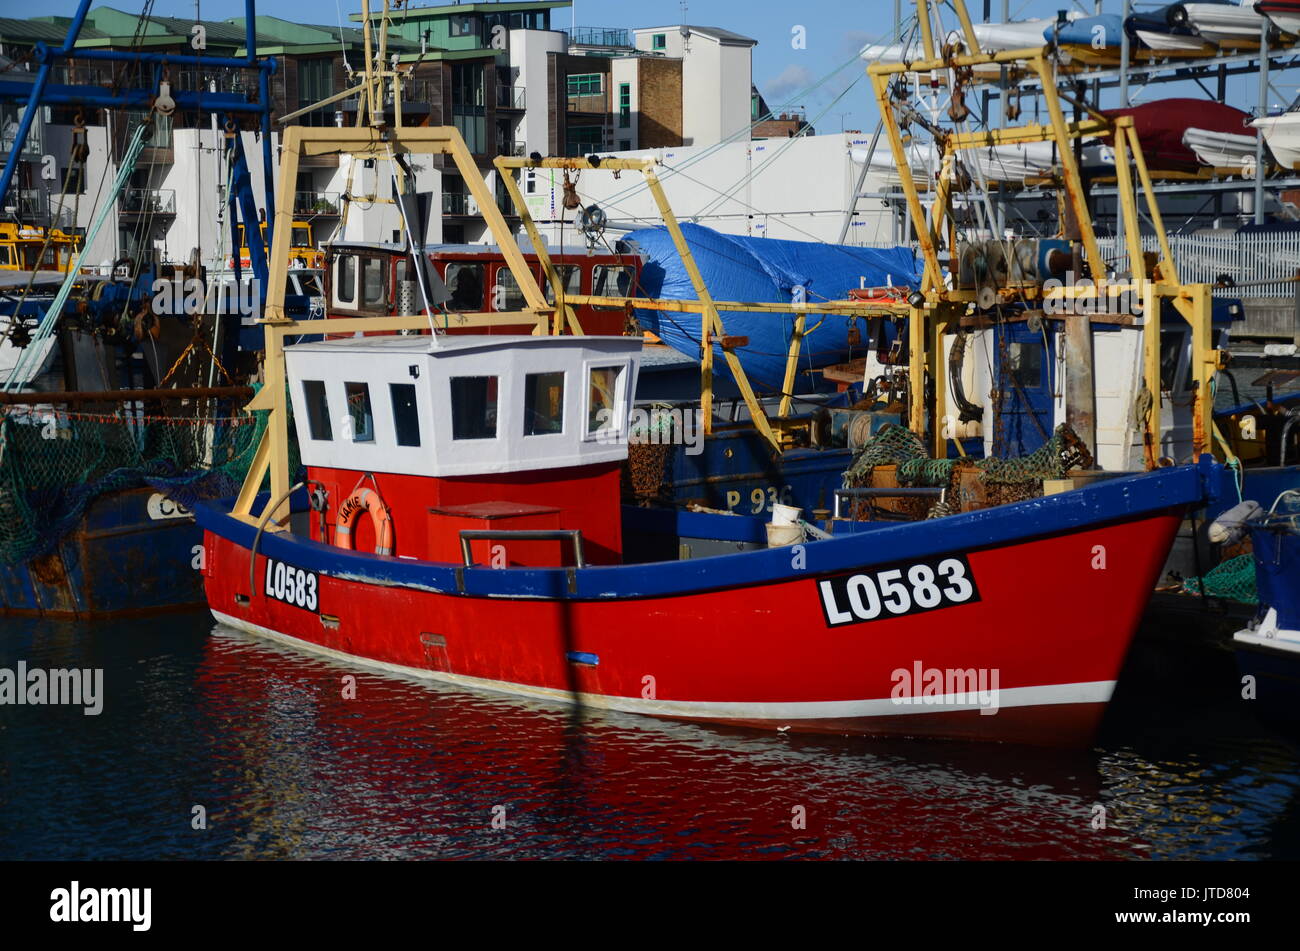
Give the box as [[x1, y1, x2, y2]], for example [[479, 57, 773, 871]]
[[119, 188, 176, 216], [294, 191, 342, 216], [5, 189, 47, 220], [565, 27, 632, 48], [495, 85, 526, 110], [443, 193, 471, 216], [498, 140, 526, 157]]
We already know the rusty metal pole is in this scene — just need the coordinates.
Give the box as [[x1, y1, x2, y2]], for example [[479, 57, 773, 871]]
[[1063, 308, 1096, 459]]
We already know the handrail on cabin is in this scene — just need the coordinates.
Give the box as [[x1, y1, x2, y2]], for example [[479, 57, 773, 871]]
[[459, 529, 587, 569]]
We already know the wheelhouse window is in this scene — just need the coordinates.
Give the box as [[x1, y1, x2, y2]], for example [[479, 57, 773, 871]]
[[446, 262, 484, 311], [524, 372, 565, 436], [303, 380, 333, 441], [450, 376, 498, 440], [389, 383, 421, 447], [493, 265, 528, 310], [652, 33, 666, 50], [361, 257, 386, 307], [592, 265, 633, 309], [587, 366, 625, 435], [543, 264, 582, 304], [345, 382, 375, 442], [1007, 342, 1043, 389], [334, 255, 357, 306]]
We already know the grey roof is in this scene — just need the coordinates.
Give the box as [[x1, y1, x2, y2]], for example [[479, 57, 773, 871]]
[[635, 24, 757, 46]]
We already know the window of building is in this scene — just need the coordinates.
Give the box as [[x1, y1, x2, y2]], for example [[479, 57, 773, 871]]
[[525, 169, 537, 195], [618, 82, 630, 127], [587, 365, 625, 435], [303, 380, 333, 441], [652, 33, 666, 50], [361, 257, 385, 307], [449, 14, 479, 37], [445, 262, 484, 311], [334, 255, 357, 305], [389, 383, 421, 447], [619, 140, 631, 152], [345, 382, 375, 442], [298, 59, 335, 127], [450, 376, 499, 440], [565, 125, 604, 157], [567, 73, 604, 97], [543, 264, 582, 304], [591, 265, 633, 308], [452, 63, 486, 153], [524, 372, 565, 436]]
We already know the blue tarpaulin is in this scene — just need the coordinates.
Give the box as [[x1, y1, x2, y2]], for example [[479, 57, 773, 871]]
[[625, 224, 921, 390]]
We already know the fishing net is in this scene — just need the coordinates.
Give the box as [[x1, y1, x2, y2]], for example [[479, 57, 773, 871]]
[[1182, 554, 1258, 604], [0, 390, 301, 565], [843, 422, 1096, 516]]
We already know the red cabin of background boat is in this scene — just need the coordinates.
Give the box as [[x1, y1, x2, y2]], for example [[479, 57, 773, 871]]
[[324, 241, 643, 336]]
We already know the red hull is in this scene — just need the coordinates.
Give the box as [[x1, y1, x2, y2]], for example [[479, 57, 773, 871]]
[[201, 509, 1182, 747]]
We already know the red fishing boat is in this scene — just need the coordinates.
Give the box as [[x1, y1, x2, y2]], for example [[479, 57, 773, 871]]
[[196, 329, 1221, 747]]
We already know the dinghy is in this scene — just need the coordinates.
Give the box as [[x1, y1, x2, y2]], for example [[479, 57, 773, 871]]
[[1183, 126, 1261, 170], [1178, 1, 1269, 46], [1126, 4, 1218, 52], [1258, 0, 1300, 36]]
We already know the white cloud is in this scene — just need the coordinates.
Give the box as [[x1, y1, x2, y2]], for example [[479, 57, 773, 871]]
[[764, 64, 816, 106]]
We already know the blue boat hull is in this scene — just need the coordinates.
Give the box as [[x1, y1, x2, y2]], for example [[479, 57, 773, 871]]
[[0, 487, 206, 618]]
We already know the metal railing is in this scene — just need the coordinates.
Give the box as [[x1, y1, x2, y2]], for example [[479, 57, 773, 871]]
[[500, 140, 526, 157], [459, 529, 587, 568], [120, 188, 176, 215], [856, 233, 1300, 299], [1096, 233, 1300, 298], [495, 85, 526, 109], [294, 191, 342, 215], [442, 192, 470, 215], [565, 27, 631, 48]]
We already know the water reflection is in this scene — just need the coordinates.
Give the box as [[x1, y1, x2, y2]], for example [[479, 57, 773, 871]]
[[0, 612, 1295, 860]]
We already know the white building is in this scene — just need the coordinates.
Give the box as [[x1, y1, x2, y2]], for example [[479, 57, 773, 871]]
[[523, 132, 898, 247]]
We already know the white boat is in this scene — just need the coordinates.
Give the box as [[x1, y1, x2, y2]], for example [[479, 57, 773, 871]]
[[1256, 2, 1300, 36], [1182, 127, 1260, 169], [1134, 28, 1216, 52], [858, 16, 1078, 63], [1251, 106, 1300, 169], [852, 138, 1112, 185], [1176, 2, 1268, 44]]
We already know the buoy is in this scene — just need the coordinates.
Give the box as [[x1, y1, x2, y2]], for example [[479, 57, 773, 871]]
[[1208, 500, 1263, 546], [336, 487, 394, 555]]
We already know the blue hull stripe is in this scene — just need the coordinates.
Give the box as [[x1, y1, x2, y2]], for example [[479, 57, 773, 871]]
[[195, 458, 1220, 601]]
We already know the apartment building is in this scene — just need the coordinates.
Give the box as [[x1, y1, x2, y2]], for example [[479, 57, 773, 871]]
[[0, 1, 774, 260]]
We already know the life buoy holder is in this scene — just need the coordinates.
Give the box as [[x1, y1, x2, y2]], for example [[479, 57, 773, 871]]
[[336, 487, 394, 555]]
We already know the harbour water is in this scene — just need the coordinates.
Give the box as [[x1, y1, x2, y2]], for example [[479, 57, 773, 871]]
[[2, 611, 1297, 861]]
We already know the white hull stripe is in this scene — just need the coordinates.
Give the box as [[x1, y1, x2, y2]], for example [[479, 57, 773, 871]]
[[1234, 630, 1300, 654], [211, 611, 1116, 720]]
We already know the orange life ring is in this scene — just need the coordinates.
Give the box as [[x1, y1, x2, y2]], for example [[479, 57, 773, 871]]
[[335, 487, 394, 555]]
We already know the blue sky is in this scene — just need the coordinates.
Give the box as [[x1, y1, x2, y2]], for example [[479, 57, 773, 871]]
[[7, 0, 1275, 129]]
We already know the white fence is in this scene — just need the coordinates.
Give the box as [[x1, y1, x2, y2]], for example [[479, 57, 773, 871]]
[[863, 233, 1300, 298], [1096, 234, 1300, 299]]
